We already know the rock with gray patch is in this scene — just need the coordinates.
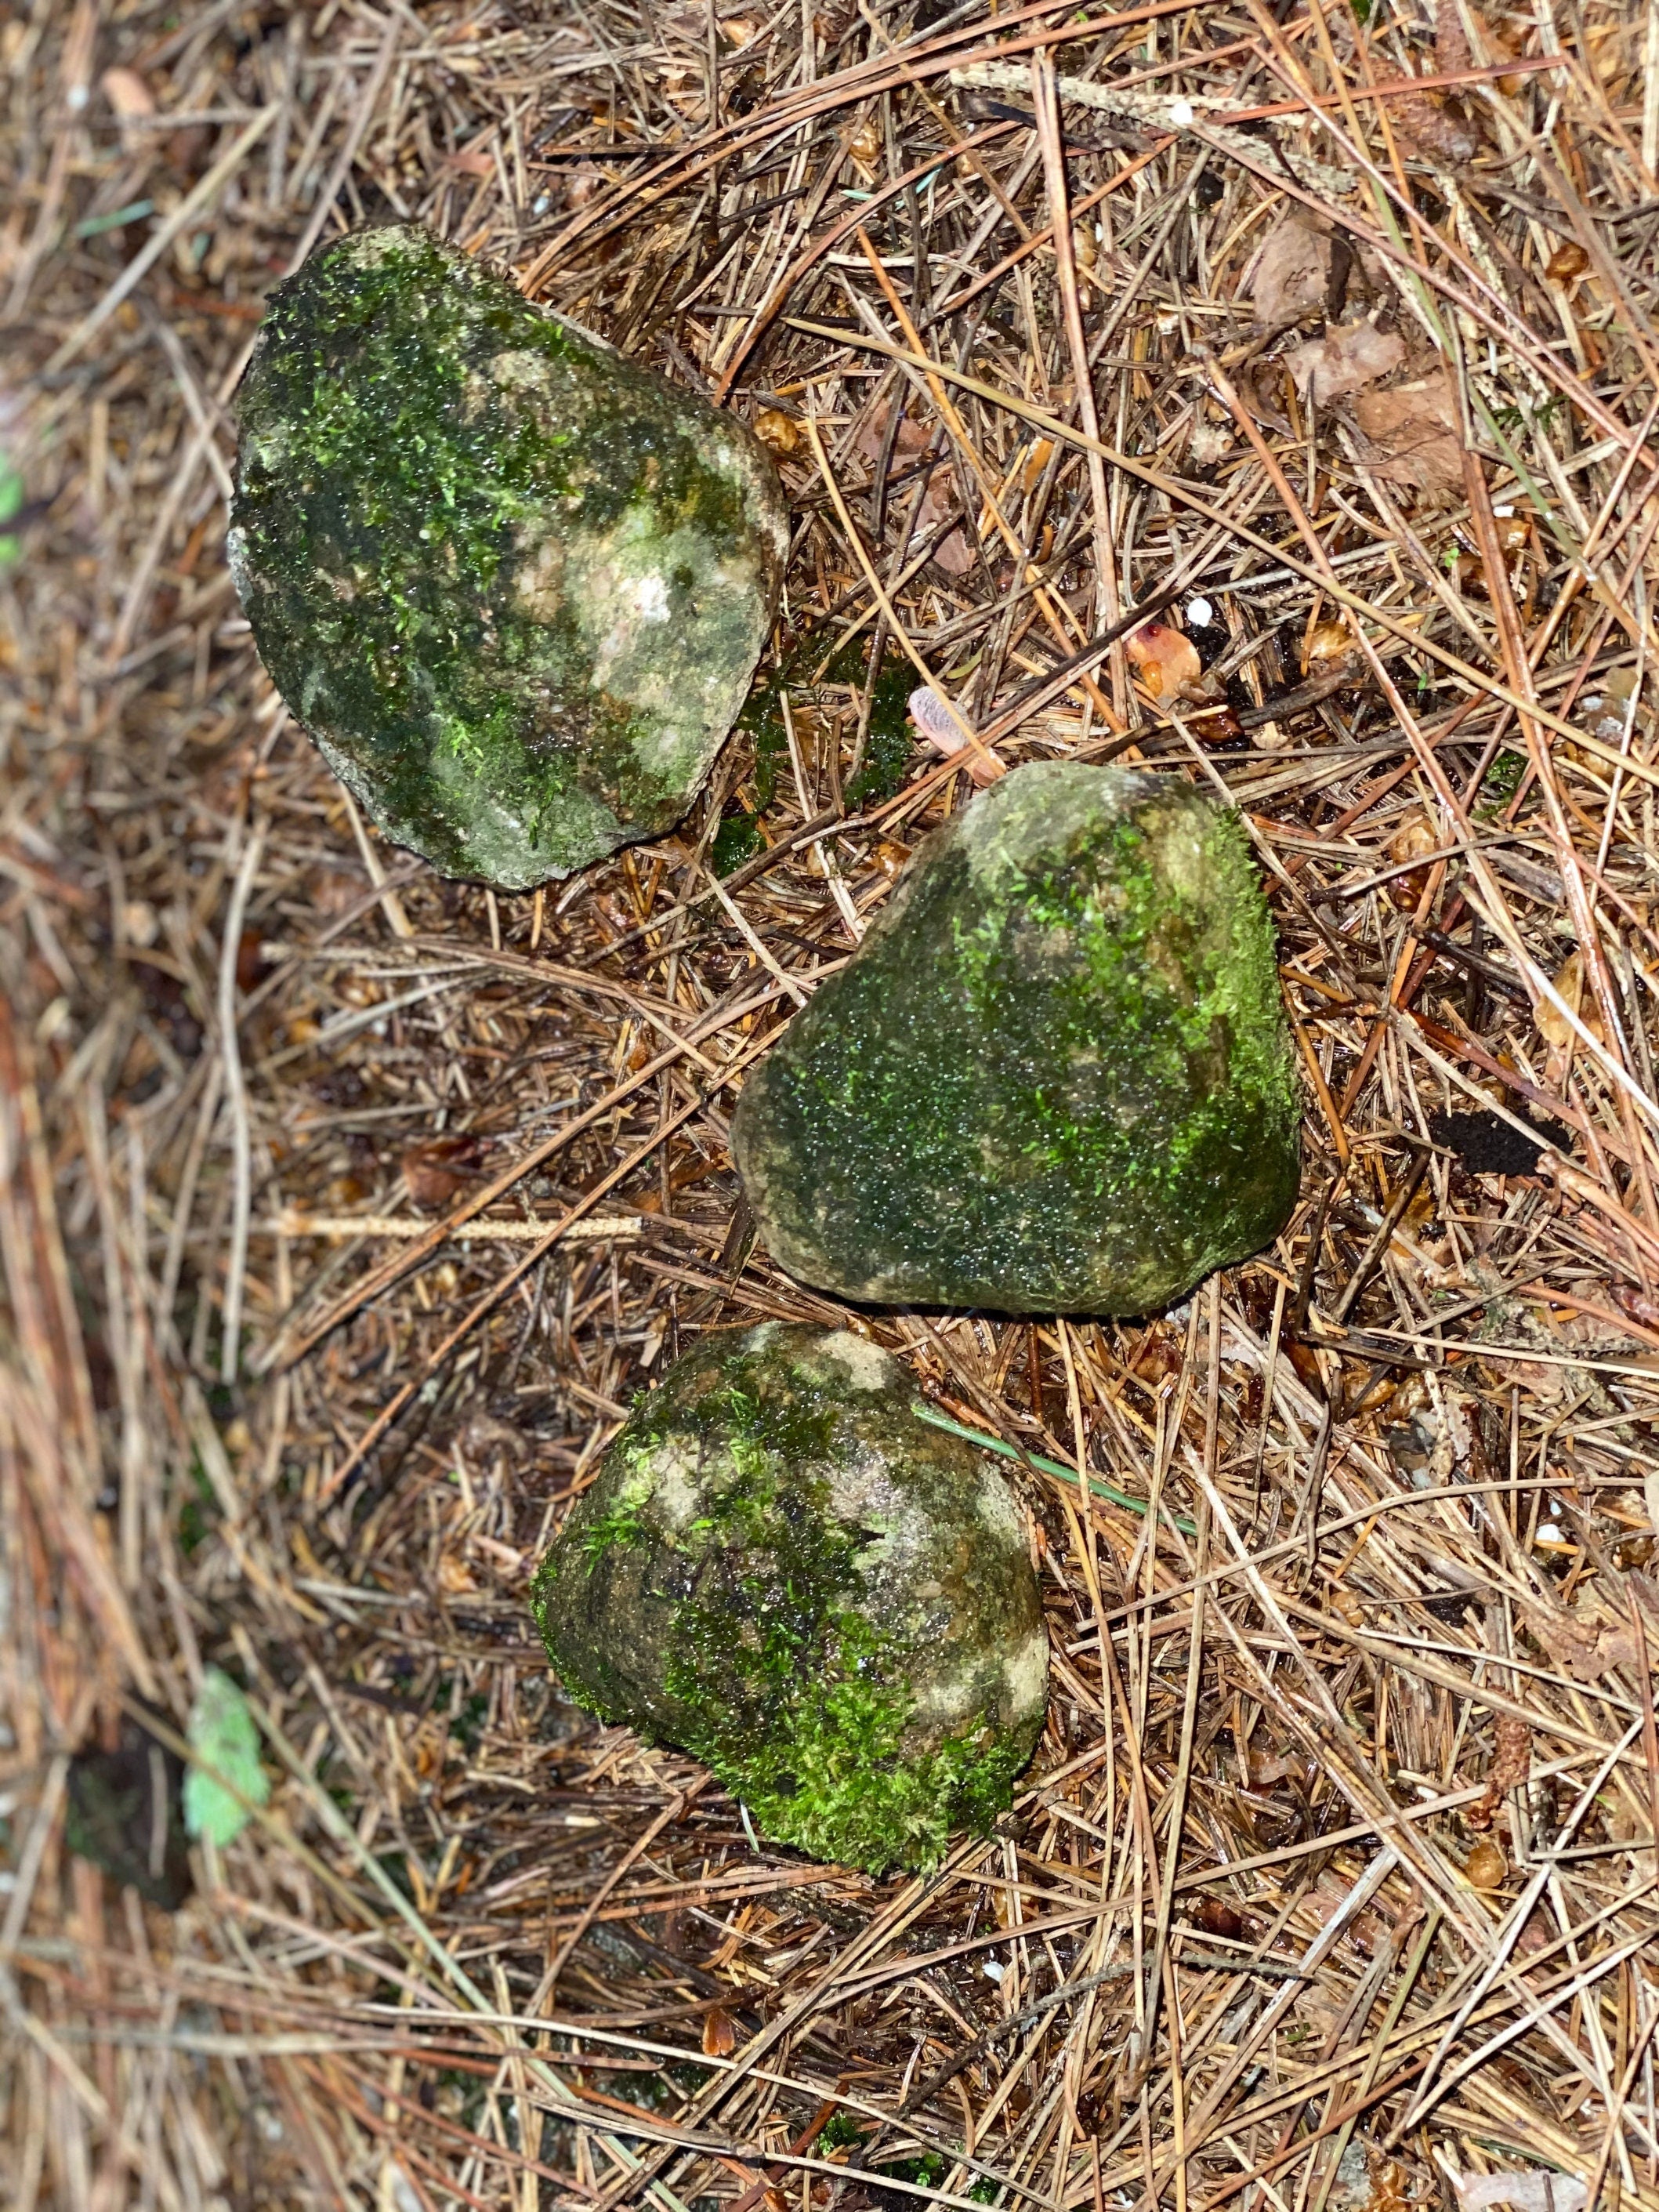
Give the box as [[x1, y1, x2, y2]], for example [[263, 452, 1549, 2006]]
[[229, 224, 787, 889], [531, 1323, 1049, 1873]]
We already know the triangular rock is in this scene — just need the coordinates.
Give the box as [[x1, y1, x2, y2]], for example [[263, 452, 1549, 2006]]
[[733, 763, 1299, 1313]]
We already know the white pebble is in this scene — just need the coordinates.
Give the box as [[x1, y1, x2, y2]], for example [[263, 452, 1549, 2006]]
[[983, 1957, 1005, 1982], [1537, 1521, 1566, 1544], [1186, 597, 1214, 628], [1169, 99, 1195, 127]]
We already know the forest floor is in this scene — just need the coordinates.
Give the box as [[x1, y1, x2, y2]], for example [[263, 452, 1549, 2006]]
[[6, 0, 1659, 2206]]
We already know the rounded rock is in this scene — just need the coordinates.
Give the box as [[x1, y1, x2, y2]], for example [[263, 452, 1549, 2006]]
[[732, 762, 1301, 1314], [230, 224, 787, 889], [531, 1323, 1049, 1873]]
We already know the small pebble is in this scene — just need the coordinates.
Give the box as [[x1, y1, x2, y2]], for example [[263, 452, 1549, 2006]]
[[983, 1957, 1005, 1982], [1169, 98, 1195, 126], [1186, 597, 1213, 628]]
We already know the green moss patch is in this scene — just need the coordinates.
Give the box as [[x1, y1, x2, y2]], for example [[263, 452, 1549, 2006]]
[[531, 1324, 1048, 1873], [230, 224, 785, 888], [732, 763, 1300, 1314]]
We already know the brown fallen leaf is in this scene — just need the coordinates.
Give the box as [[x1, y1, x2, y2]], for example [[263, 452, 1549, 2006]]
[[402, 1137, 480, 1209], [1248, 214, 1333, 328], [1190, 1895, 1246, 1939], [1450, 2169, 1588, 2212], [1525, 1578, 1659, 1682], [1393, 19, 1486, 169], [1349, 373, 1464, 496], [853, 405, 973, 572], [101, 65, 155, 118], [1535, 948, 1601, 1072], [1284, 316, 1407, 404], [1125, 618, 1204, 702], [1436, 0, 1527, 94]]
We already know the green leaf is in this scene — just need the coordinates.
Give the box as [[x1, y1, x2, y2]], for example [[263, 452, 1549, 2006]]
[[183, 1666, 270, 1846], [0, 458, 23, 568]]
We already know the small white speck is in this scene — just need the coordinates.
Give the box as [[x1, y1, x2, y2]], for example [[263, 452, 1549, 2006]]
[[1169, 98, 1195, 127], [1186, 597, 1214, 628], [1537, 1521, 1566, 1544], [1493, 503, 1515, 517], [983, 1956, 1005, 1982]]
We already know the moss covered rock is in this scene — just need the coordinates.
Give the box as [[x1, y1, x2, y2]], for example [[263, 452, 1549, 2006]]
[[229, 225, 787, 889], [531, 1323, 1048, 1873], [733, 763, 1299, 1314]]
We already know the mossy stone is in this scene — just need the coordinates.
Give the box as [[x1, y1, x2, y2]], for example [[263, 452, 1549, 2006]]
[[733, 763, 1300, 1314], [229, 225, 787, 889], [531, 1324, 1048, 1873]]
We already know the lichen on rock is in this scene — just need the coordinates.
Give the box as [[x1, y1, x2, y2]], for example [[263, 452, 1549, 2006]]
[[732, 762, 1300, 1315], [531, 1323, 1049, 1873], [229, 224, 787, 889]]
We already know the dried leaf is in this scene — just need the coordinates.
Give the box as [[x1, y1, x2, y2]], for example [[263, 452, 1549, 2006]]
[[1534, 948, 1585, 1053], [853, 406, 972, 571], [1248, 214, 1332, 328], [1190, 1895, 1245, 1938], [927, 512, 976, 575], [1124, 618, 1204, 702], [1393, 83, 1483, 164], [101, 64, 155, 118], [1284, 316, 1407, 404], [852, 404, 932, 468], [1526, 1588, 1653, 1682], [1436, 1, 1526, 92], [1349, 374, 1464, 496], [1449, 2174, 1588, 2212], [403, 1137, 479, 1208], [701, 2004, 738, 2057], [183, 1666, 270, 1848]]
